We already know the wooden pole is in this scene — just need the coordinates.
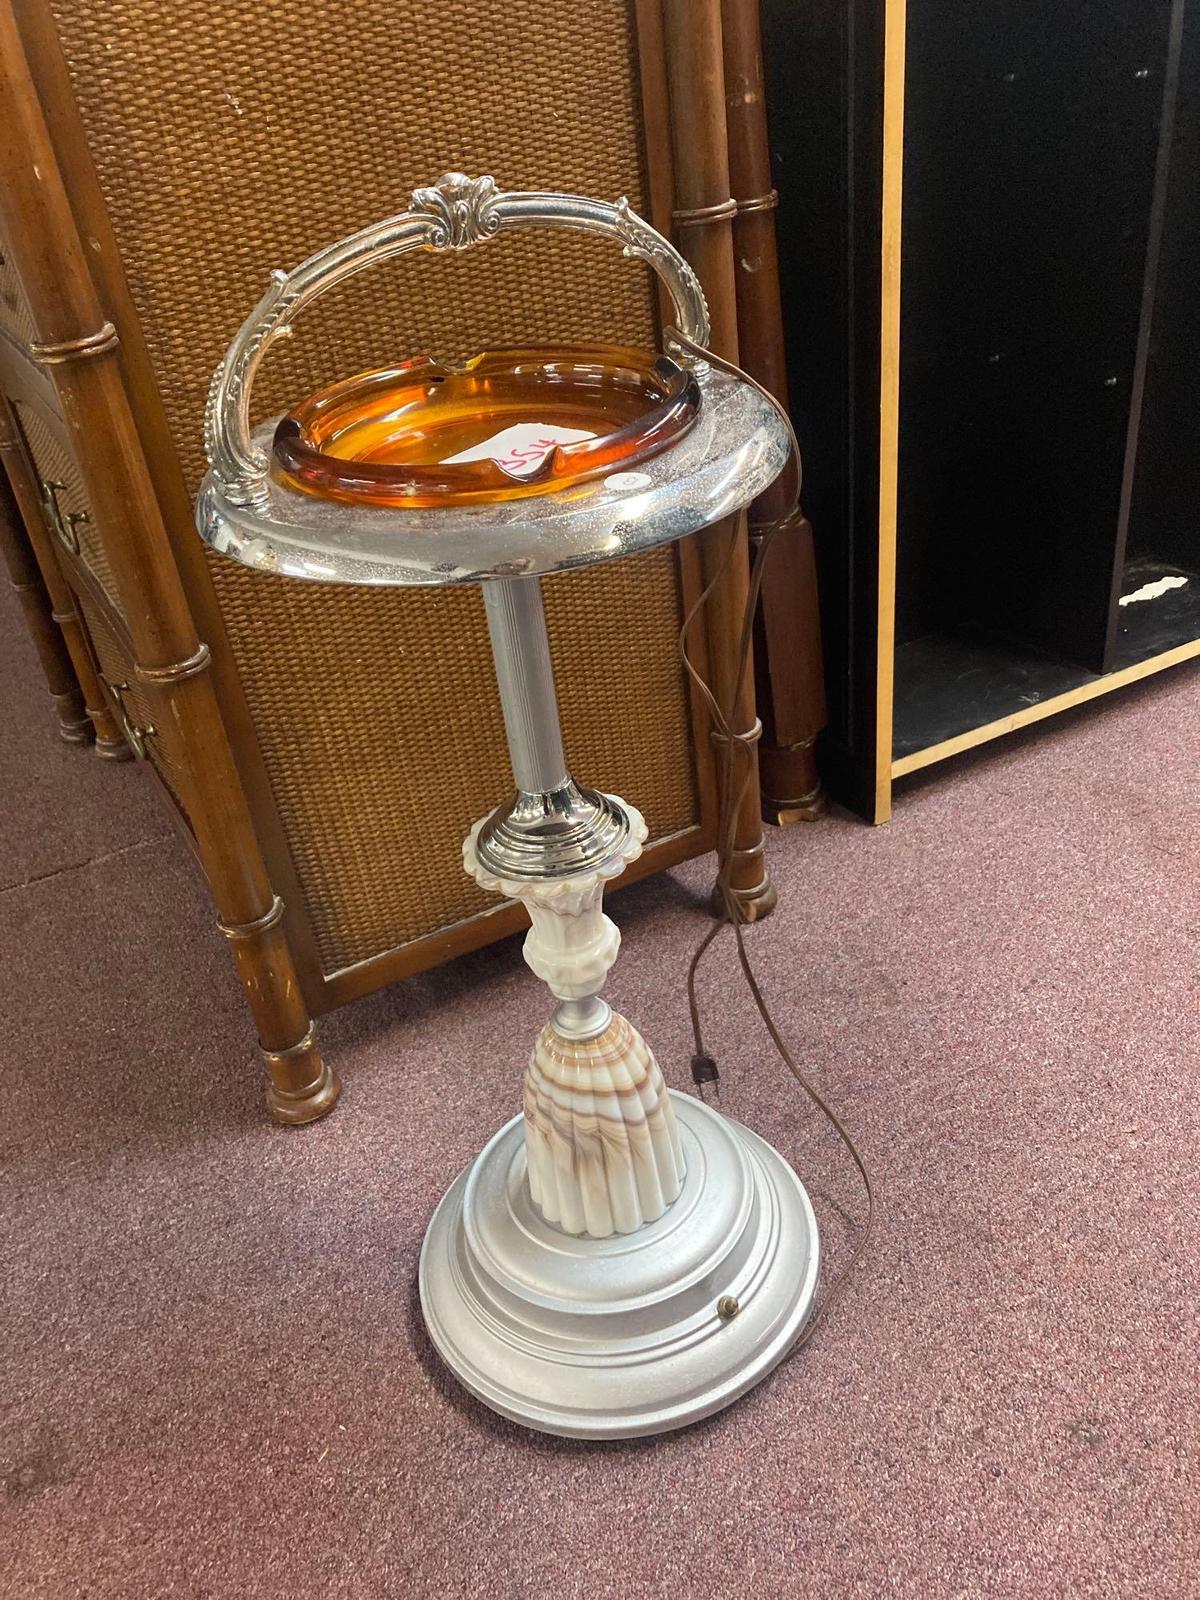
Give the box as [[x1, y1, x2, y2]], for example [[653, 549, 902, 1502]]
[[660, 0, 777, 918], [722, 0, 827, 823]]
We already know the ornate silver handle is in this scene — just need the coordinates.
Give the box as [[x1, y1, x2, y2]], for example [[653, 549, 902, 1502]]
[[204, 172, 710, 509]]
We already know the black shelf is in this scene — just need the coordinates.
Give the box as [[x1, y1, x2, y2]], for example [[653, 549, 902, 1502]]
[[1113, 557, 1200, 669], [894, 558, 1199, 764], [765, 0, 1200, 818]]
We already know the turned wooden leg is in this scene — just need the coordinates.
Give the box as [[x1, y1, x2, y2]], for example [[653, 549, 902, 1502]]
[[52, 685, 92, 744], [0, 467, 91, 742], [216, 897, 339, 1127], [88, 686, 135, 760], [155, 647, 339, 1126], [59, 602, 131, 760]]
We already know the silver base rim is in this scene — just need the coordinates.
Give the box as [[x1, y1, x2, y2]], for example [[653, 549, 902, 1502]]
[[419, 1091, 820, 1440]]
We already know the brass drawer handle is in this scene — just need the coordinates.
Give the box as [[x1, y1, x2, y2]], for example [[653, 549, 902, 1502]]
[[100, 675, 155, 761], [40, 476, 92, 555]]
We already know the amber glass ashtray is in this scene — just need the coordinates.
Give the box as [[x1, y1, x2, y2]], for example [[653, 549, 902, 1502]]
[[271, 344, 701, 508]]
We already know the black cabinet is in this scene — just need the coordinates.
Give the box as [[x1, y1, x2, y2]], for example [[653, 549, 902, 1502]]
[[764, 0, 1200, 821]]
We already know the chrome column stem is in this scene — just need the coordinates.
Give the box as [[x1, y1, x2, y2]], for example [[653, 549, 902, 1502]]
[[475, 578, 634, 882], [482, 577, 569, 795]]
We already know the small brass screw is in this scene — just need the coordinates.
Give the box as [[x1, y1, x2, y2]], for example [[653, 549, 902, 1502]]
[[717, 1295, 740, 1322]]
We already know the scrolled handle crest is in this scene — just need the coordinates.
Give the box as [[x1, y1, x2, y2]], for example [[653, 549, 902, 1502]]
[[410, 171, 502, 250], [204, 173, 710, 508]]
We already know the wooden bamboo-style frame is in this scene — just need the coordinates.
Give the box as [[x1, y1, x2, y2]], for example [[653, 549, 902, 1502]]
[[658, 0, 777, 918], [0, 0, 337, 1123], [720, 0, 827, 826], [0, 0, 782, 1116]]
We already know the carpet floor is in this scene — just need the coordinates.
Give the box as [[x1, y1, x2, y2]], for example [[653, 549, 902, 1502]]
[[2, 577, 1198, 1599]]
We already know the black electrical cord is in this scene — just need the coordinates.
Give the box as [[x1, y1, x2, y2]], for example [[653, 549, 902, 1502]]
[[668, 327, 875, 1355]]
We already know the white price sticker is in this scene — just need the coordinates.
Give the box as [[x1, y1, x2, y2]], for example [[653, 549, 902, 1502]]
[[442, 422, 596, 479]]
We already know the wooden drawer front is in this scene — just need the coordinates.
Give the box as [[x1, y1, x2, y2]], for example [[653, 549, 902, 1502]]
[[0, 236, 38, 352], [10, 400, 124, 617], [74, 584, 189, 819]]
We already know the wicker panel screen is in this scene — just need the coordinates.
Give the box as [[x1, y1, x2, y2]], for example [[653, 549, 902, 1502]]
[[46, 0, 700, 976]]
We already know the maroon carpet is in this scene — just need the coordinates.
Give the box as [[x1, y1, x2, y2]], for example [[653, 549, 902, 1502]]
[[3, 580, 1198, 1598]]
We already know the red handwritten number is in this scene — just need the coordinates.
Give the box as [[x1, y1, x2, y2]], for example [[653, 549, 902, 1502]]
[[497, 436, 561, 472]]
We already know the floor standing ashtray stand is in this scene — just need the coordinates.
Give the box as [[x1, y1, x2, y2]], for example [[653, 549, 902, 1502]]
[[197, 173, 820, 1439]]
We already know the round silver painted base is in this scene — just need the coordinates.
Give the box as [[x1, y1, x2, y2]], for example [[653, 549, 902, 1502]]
[[419, 1090, 820, 1439]]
